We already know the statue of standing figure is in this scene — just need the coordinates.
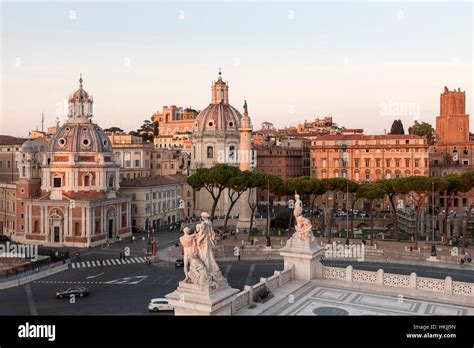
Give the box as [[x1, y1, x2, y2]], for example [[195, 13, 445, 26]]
[[178, 212, 223, 290], [292, 193, 315, 242]]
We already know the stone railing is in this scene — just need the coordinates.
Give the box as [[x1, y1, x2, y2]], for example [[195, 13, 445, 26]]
[[231, 265, 294, 314], [320, 265, 474, 297]]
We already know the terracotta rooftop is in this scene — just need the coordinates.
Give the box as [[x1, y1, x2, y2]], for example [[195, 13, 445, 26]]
[[0, 135, 27, 146], [120, 174, 185, 188], [315, 134, 424, 141]]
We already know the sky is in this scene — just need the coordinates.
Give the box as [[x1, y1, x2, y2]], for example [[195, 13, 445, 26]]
[[1, 0, 472, 137]]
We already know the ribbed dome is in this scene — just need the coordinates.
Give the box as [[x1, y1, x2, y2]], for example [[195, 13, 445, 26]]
[[22, 139, 38, 153], [194, 104, 242, 133], [50, 122, 112, 153]]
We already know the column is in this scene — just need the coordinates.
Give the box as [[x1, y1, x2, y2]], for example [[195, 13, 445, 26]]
[[81, 206, 86, 236], [86, 206, 90, 237]]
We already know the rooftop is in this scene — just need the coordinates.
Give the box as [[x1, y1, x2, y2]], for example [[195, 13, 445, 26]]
[[120, 174, 185, 188], [0, 135, 27, 146]]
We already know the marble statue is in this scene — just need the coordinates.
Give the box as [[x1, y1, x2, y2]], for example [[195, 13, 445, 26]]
[[178, 212, 224, 290], [179, 227, 195, 281], [292, 193, 315, 242]]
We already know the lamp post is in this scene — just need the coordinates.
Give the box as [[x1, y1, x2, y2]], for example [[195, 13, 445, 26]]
[[266, 178, 270, 244], [431, 181, 437, 257], [346, 182, 349, 239]]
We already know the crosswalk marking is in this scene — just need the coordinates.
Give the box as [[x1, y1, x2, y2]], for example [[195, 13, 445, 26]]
[[69, 257, 146, 269]]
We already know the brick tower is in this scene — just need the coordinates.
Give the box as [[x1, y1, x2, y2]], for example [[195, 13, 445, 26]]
[[435, 86, 469, 143]]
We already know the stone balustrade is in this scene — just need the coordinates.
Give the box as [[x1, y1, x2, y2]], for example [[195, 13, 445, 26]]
[[231, 266, 294, 314], [320, 265, 474, 297]]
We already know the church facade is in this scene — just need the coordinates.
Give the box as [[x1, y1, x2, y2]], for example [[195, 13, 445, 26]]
[[190, 71, 254, 221], [14, 77, 132, 247]]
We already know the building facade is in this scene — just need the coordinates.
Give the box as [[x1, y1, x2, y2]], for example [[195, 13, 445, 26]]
[[109, 133, 153, 181], [120, 175, 187, 229], [0, 136, 26, 183], [13, 77, 131, 247], [311, 134, 429, 181], [190, 71, 249, 217]]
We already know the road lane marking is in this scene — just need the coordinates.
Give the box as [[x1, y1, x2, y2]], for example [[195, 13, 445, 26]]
[[87, 272, 104, 279], [129, 258, 136, 263], [25, 283, 37, 316], [71, 263, 76, 269], [81, 262, 86, 268], [86, 261, 91, 267], [110, 259, 117, 265], [105, 260, 111, 266], [245, 263, 256, 286], [224, 265, 232, 278]]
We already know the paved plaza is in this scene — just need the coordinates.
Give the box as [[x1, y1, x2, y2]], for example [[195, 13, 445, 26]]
[[265, 283, 474, 316]]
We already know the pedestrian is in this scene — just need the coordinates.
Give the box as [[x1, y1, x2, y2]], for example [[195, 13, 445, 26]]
[[106, 241, 110, 248], [119, 252, 123, 260]]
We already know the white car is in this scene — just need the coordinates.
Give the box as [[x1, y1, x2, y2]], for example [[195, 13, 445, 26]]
[[148, 298, 174, 312]]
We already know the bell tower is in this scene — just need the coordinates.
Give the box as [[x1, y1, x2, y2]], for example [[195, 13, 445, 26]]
[[435, 86, 469, 143], [211, 68, 229, 105]]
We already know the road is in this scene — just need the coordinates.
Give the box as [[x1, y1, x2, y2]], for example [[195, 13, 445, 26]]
[[2, 227, 474, 315], [0, 259, 283, 315]]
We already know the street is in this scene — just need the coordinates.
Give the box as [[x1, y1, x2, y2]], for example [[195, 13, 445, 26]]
[[0, 259, 283, 315], [2, 226, 474, 315]]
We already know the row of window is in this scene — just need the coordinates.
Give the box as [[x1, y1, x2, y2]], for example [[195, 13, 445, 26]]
[[319, 158, 425, 168], [319, 170, 420, 180], [0, 160, 12, 169]]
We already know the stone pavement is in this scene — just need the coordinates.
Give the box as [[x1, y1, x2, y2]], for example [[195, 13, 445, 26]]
[[264, 283, 474, 316]]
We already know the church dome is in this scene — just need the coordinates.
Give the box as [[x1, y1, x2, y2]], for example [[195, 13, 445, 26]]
[[193, 70, 242, 133], [22, 138, 38, 153], [194, 104, 241, 132], [50, 122, 112, 153], [50, 75, 112, 153]]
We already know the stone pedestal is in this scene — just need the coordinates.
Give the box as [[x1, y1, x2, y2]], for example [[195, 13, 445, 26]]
[[166, 281, 239, 316], [279, 236, 325, 281]]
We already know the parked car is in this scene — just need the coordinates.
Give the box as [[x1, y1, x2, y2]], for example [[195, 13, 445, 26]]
[[148, 298, 174, 312], [175, 258, 184, 267], [0, 235, 10, 242], [56, 287, 89, 299], [132, 226, 145, 234]]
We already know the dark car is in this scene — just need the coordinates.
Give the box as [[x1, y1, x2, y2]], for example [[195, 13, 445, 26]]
[[0, 235, 10, 242], [132, 226, 145, 234], [175, 258, 184, 267], [56, 287, 89, 299]]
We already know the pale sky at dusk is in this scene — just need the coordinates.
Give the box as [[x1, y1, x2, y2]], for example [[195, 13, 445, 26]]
[[1, 0, 472, 137]]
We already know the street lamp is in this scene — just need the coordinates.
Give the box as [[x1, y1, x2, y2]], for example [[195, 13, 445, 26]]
[[346, 182, 349, 239], [431, 181, 437, 257]]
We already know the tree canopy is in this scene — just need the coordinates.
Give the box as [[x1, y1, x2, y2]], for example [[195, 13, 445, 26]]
[[390, 119, 405, 134], [408, 121, 435, 145]]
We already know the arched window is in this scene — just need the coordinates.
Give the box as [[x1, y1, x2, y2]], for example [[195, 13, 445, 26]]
[[108, 176, 114, 188], [22, 166, 26, 177], [84, 174, 90, 187], [229, 146, 235, 161], [207, 146, 214, 159]]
